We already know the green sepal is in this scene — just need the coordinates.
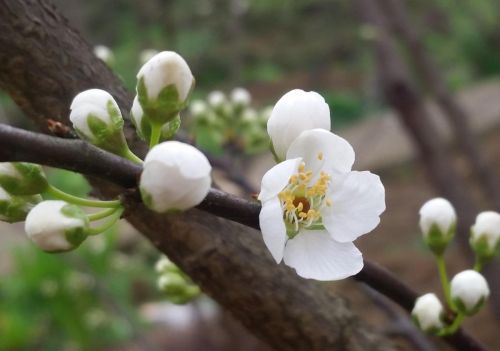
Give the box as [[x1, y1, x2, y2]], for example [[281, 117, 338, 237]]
[[411, 314, 443, 335], [425, 222, 455, 256], [85, 114, 128, 155], [0, 163, 48, 196], [140, 187, 154, 210], [137, 77, 191, 124], [161, 114, 181, 140], [470, 232, 500, 262], [61, 203, 89, 250], [452, 296, 486, 316], [0, 194, 42, 223]]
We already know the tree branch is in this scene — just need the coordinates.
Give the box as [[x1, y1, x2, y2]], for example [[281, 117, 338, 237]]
[[0, 1, 394, 349], [0, 123, 489, 351]]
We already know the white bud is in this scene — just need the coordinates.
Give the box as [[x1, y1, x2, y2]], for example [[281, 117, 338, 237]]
[[451, 270, 489, 315], [130, 95, 146, 139], [230, 87, 251, 105], [207, 90, 227, 107], [189, 100, 208, 116], [267, 89, 331, 160], [471, 211, 500, 256], [70, 89, 127, 154], [137, 51, 194, 103], [411, 293, 444, 333], [155, 256, 174, 273], [0, 162, 48, 195], [0, 186, 41, 223], [140, 141, 212, 212], [93, 45, 114, 65], [139, 49, 159, 65], [25, 200, 89, 252], [419, 198, 456, 237]]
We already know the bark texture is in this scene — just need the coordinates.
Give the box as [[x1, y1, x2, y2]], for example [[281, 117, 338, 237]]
[[0, 1, 395, 350]]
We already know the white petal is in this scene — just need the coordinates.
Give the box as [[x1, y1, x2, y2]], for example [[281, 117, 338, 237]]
[[287, 129, 354, 179], [259, 197, 287, 263], [144, 141, 211, 179], [69, 104, 111, 138], [258, 158, 301, 202], [70, 89, 119, 112], [174, 175, 211, 210], [283, 229, 363, 281], [322, 171, 385, 243], [267, 89, 330, 160]]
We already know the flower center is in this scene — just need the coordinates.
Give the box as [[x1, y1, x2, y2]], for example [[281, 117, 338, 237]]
[[278, 157, 332, 238]]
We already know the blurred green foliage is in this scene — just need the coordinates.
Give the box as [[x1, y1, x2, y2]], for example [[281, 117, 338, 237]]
[[0, 227, 156, 351]]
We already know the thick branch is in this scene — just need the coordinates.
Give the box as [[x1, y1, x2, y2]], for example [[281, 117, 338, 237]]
[[0, 123, 489, 351]]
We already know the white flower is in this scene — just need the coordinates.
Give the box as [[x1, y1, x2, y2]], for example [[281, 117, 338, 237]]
[[93, 45, 114, 65], [207, 90, 227, 107], [450, 270, 490, 315], [419, 198, 456, 238], [139, 49, 159, 65], [258, 129, 385, 280], [69, 89, 127, 154], [140, 141, 212, 212], [25, 200, 89, 252], [267, 89, 331, 160], [0, 162, 48, 195], [470, 211, 500, 257], [189, 100, 208, 116], [137, 51, 194, 103], [411, 293, 444, 332], [230, 87, 251, 105]]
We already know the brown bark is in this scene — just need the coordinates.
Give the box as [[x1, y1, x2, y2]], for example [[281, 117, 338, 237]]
[[0, 1, 395, 350], [380, 0, 500, 211]]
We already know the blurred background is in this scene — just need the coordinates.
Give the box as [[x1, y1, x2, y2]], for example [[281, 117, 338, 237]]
[[1, 0, 499, 350]]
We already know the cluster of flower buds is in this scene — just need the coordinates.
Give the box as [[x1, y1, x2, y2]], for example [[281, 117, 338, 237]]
[[0, 162, 46, 223], [0, 160, 124, 252], [412, 197, 495, 335], [155, 256, 201, 304], [188, 88, 272, 155]]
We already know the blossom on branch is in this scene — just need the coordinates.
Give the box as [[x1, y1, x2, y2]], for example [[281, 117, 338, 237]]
[[419, 197, 456, 255], [25, 200, 89, 252], [450, 270, 490, 315], [140, 141, 212, 212], [258, 129, 385, 280], [411, 293, 444, 333], [267, 89, 331, 161], [470, 211, 500, 260]]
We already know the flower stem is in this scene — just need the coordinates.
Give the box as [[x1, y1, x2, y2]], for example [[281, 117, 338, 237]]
[[149, 123, 162, 149], [442, 313, 465, 335], [435, 254, 454, 310], [87, 207, 121, 221], [47, 185, 121, 208], [87, 208, 123, 236], [123, 148, 143, 164]]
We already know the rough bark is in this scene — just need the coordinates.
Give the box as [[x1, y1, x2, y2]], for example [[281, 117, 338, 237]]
[[0, 1, 395, 350]]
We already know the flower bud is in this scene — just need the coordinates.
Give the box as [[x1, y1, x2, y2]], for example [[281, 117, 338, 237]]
[[140, 141, 212, 212], [25, 200, 89, 252], [419, 198, 456, 255], [230, 87, 251, 106], [189, 100, 208, 117], [93, 45, 114, 66], [157, 273, 201, 304], [0, 162, 48, 195], [450, 270, 489, 315], [0, 186, 41, 223], [470, 211, 500, 261], [136, 51, 194, 124], [207, 90, 227, 107], [267, 89, 331, 160], [411, 293, 444, 334], [70, 89, 128, 155]]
